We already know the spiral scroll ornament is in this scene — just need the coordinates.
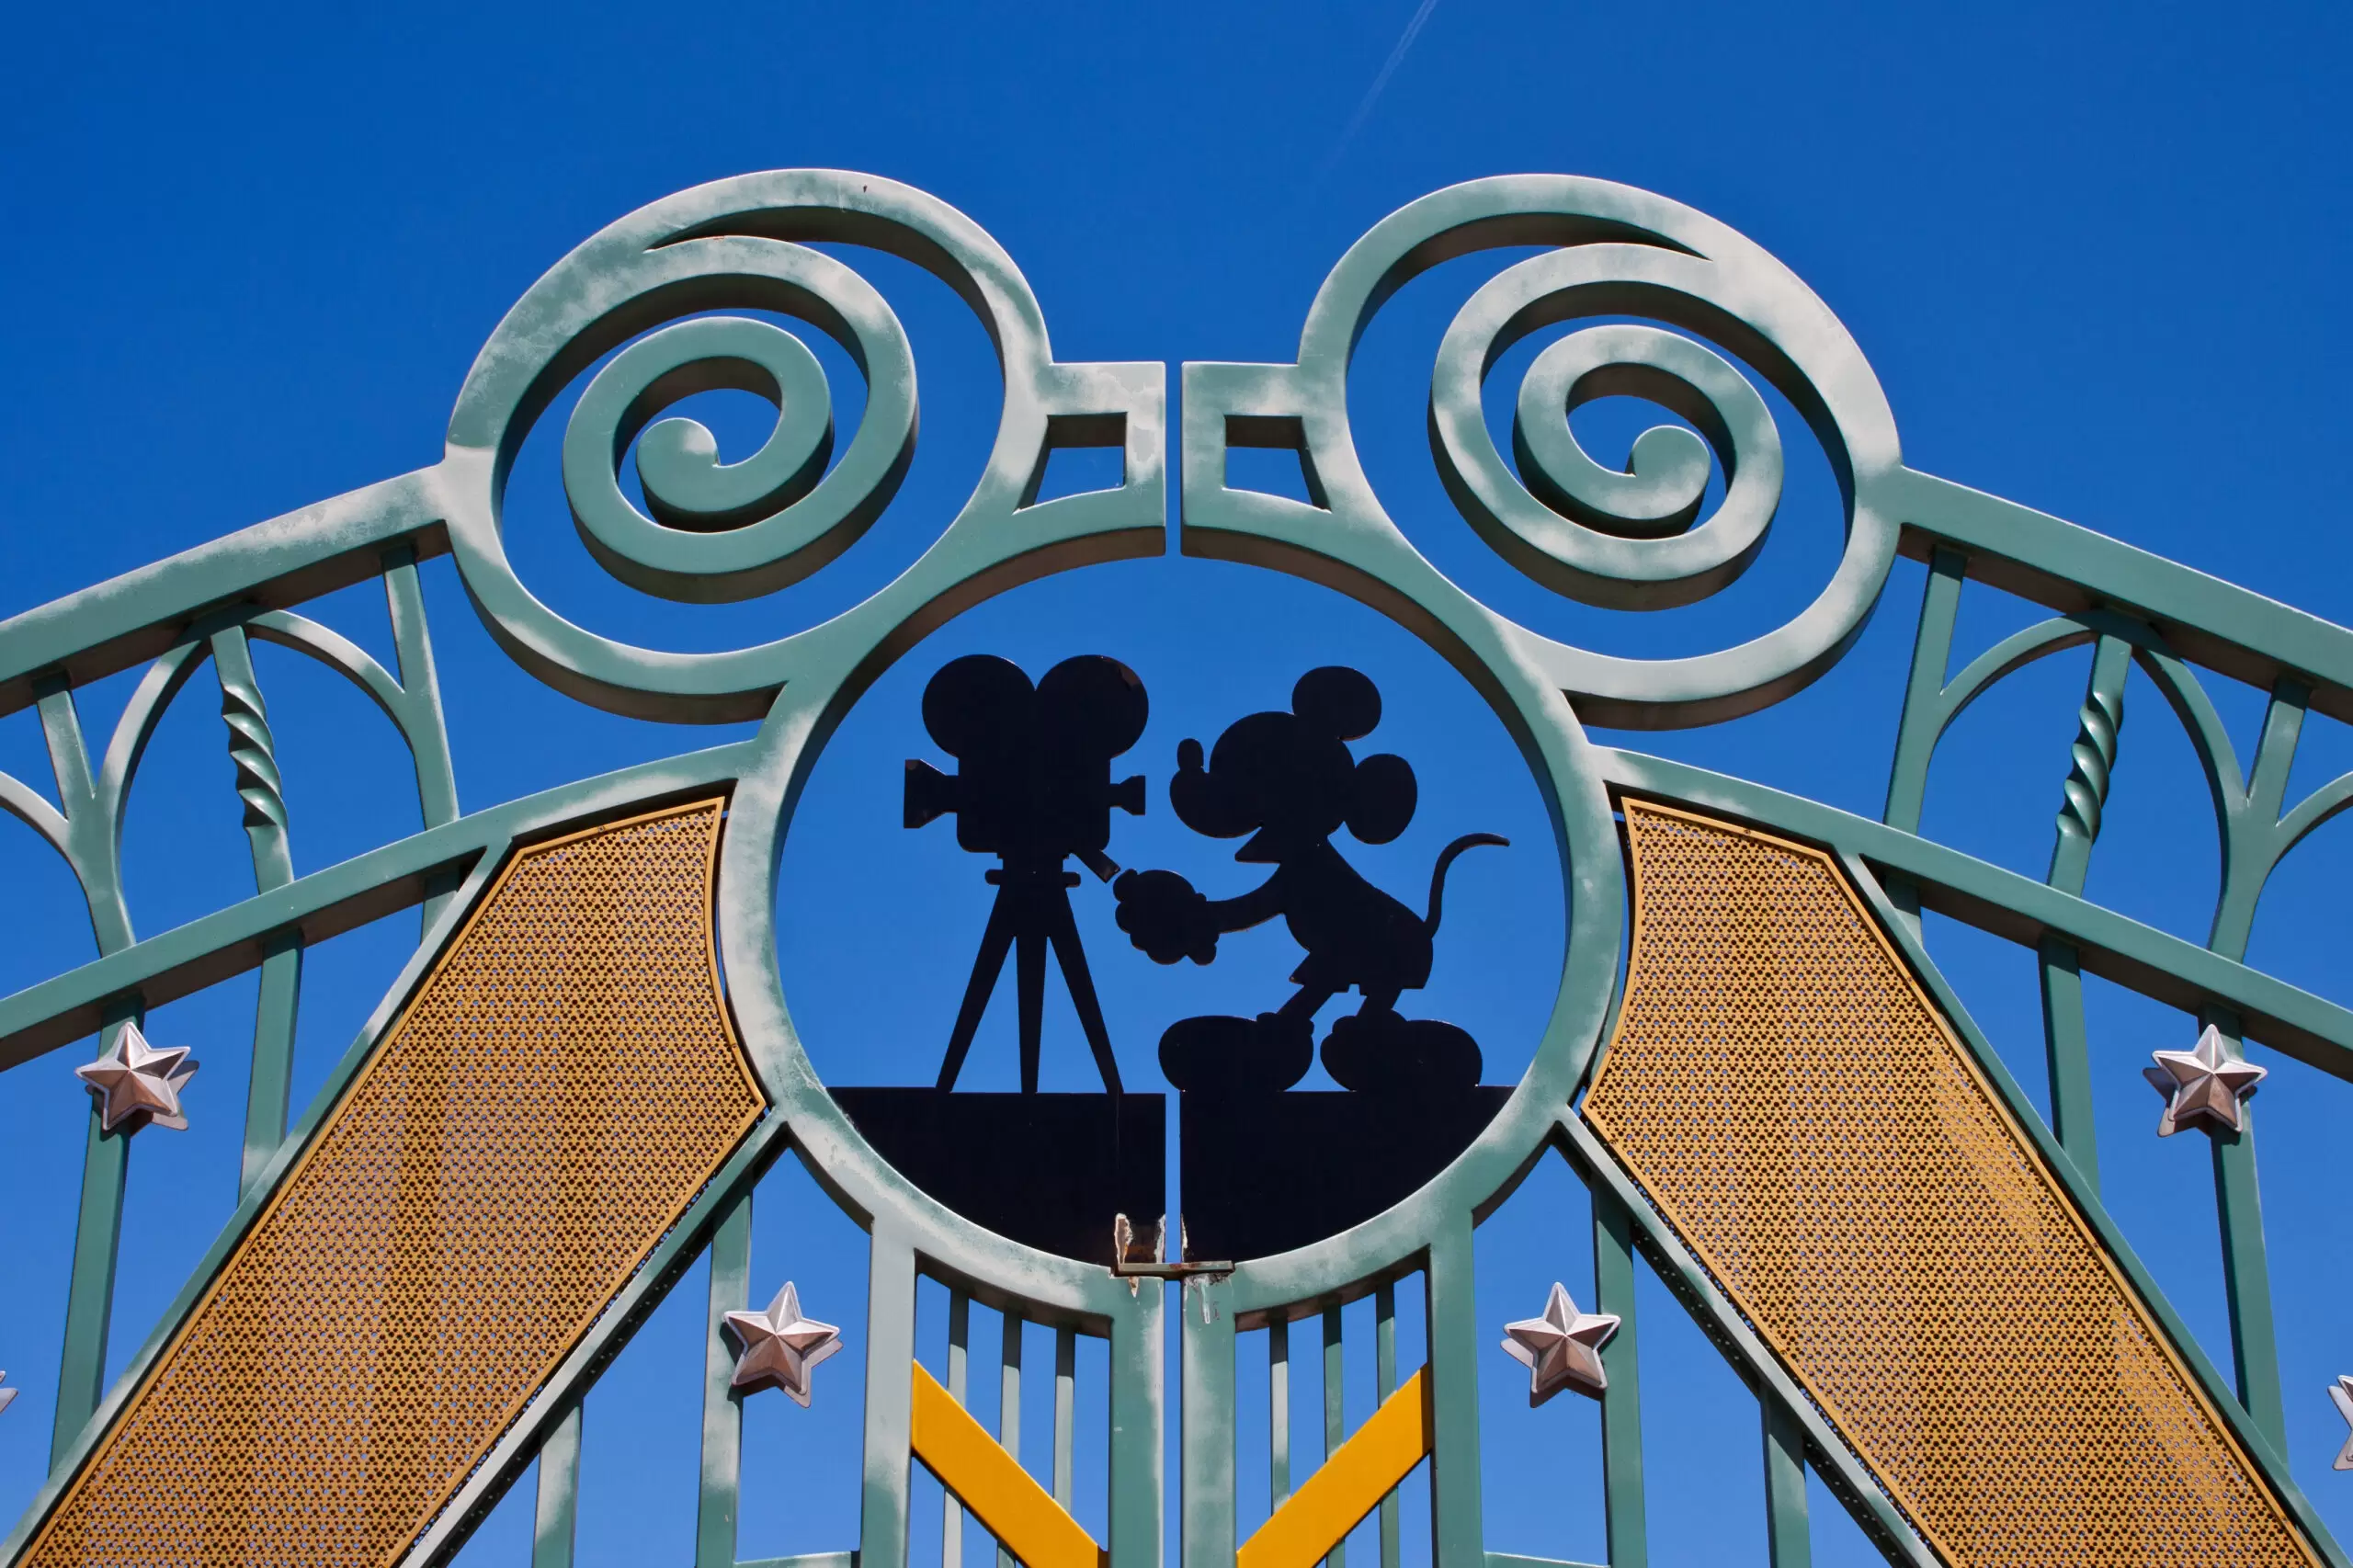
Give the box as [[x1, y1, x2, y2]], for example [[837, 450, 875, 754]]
[[1191, 176, 1906, 727], [1415, 190, 1900, 651], [435, 171, 1161, 724]]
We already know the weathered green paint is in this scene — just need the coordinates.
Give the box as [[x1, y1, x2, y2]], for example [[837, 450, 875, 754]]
[[1604, 748, 2353, 1075], [1760, 1402, 1810, 1568], [2035, 937, 2098, 1191], [1590, 1188, 1645, 1568], [998, 1308, 1023, 1568], [1882, 546, 1967, 839], [51, 1013, 134, 1470], [2203, 1010, 2287, 1457], [1322, 1305, 1346, 1568], [1424, 1215, 1483, 1568], [699, 1194, 755, 1568], [1181, 1286, 1236, 1568], [1052, 1324, 1077, 1511], [1106, 1284, 1165, 1568], [945, 1290, 970, 1568], [239, 929, 303, 1199], [861, 1228, 917, 1568], [6, 169, 2351, 1568], [1269, 1316, 1291, 1511], [1373, 1284, 1398, 1568], [532, 1403, 584, 1568]]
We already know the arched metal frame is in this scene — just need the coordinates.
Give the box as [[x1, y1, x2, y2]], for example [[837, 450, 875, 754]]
[[0, 169, 2347, 1568]]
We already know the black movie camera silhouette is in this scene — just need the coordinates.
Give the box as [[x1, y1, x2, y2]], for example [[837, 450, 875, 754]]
[[905, 653, 1148, 1094], [1112, 665, 1505, 1094]]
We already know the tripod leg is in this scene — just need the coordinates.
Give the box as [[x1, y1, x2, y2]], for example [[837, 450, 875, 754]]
[[1017, 926, 1047, 1094], [937, 892, 1017, 1091], [1046, 892, 1125, 1096]]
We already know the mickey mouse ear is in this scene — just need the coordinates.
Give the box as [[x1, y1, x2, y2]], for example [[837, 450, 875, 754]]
[[1292, 666, 1381, 740], [1347, 753, 1416, 844]]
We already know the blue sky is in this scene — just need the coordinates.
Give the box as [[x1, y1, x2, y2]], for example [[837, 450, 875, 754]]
[[1, 2, 2349, 1565]]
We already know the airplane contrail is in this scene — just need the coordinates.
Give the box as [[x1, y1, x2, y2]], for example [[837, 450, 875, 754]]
[[1322, 0, 1443, 176]]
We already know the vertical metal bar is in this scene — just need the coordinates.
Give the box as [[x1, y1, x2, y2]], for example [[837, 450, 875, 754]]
[[997, 1309, 1024, 1568], [532, 1403, 585, 1568], [863, 1226, 919, 1568], [945, 1291, 970, 1568], [381, 542, 460, 934], [53, 1003, 138, 1467], [1374, 1283, 1399, 1568], [38, 679, 139, 1468], [1181, 1283, 1235, 1568], [1052, 1324, 1077, 1512], [1268, 1316, 1291, 1510], [698, 1193, 753, 1568], [1759, 1400, 1810, 1568], [2030, 634, 2130, 1186], [2202, 1008, 2286, 1454], [240, 929, 303, 1199], [2036, 939, 2098, 1191], [1425, 1211, 1483, 1568], [2044, 635, 2128, 900], [2211, 679, 2309, 962], [1592, 1188, 1647, 1568], [211, 624, 304, 1195], [1322, 1306, 1346, 1568], [1108, 1284, 1165, 1568], [1881, 546, 1968, 935]]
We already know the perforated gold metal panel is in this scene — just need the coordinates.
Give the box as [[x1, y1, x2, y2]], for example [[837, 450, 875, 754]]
[[1582, 801, 2316, 1568], [27, 800, 764, 1568]]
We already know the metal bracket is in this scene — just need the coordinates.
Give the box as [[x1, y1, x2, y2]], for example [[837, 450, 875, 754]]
[[1108, 1213, 1233, 1293]]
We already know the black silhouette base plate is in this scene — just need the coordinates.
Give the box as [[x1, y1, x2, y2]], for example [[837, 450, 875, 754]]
[[830, 1088, 1164, 1266], [1177, 1086, 1514, 1261]]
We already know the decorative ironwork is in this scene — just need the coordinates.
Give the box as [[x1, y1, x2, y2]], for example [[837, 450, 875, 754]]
[[2145, 1023, 2268, 1137], [722, 1282, 841, 1405], [1500, 1282, 1618, 1405], [1584, 800, 2317, 1567], [71, 1021, 197, 1135], [19, 801, 762, 1568], [2, 167, 2349, 1568]]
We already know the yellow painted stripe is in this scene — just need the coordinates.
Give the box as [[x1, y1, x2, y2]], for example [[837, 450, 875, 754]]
[[911, 1361, 1106, 1568], [1239, 1366, 1433, 1568]]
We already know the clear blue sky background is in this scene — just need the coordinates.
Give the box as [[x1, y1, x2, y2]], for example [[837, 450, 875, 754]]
[[1, 3, 2349, 1566]]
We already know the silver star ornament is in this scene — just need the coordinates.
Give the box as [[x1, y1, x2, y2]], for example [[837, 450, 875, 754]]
[[2143, 1024, 2265, 1137], [722, 1282, 841, 1406], [2330, 1376, 2353, 1471], [73, 1021, 199, 1134], [0, 1371, 17, 1416], [1501, 1282, 1620, 1405]]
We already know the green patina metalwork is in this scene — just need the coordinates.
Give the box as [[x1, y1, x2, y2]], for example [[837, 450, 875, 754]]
[[0, 168, 2348, 1568]]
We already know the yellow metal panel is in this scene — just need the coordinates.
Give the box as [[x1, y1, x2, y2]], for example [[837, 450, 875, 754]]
[[25, 801, 765, 1568], [1583, 800, 2319, 1568], [1237, 1366, 1431, 1568], [911, 1362, 1105, 1568]]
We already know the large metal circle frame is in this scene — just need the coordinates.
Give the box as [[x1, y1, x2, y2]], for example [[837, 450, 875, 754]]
[[445, 169, 1893, 1326], [715, 557, 1621, 1325]]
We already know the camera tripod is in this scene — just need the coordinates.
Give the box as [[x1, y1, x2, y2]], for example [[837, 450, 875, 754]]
[[934, 853, 1125, 1095]]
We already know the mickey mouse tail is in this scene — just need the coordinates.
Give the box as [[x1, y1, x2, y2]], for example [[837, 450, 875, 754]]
[[1424, 833, 1509, 935]]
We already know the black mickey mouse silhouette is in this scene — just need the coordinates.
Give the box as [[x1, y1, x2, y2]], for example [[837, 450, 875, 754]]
[[1113, 666, 1506, 1093]]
